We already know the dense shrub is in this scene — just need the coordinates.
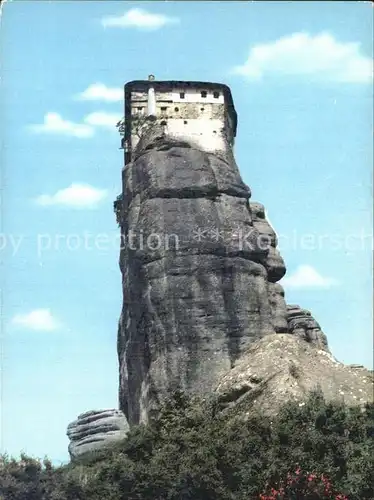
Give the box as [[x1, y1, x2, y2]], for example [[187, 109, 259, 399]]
[[1, 391, 373, 499]]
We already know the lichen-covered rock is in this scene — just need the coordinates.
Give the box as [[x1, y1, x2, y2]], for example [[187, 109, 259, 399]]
[[118, 145, 283, 426], [123, 146, 251, 206], [215, 334, 373, 416], [249, 202, 277, 246], [286, 304, 329, 350], [249, 202, 286, 282], [67, 409, 129, 464], [268, 283, 288, 333]]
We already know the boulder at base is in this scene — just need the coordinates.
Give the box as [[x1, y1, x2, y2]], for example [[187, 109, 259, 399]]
[[67, 409, 129, 464]]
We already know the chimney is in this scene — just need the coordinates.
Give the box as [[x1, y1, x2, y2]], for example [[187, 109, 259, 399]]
[[147, 74, 156, 117]]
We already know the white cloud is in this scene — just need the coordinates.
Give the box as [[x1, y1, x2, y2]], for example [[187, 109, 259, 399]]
[[84, 112, 122, 128], [29, 113, 94, 138], [233, 32, 373, 84], [76, 83, 122, 102], [12, 309, 60, 332], [29, 111, 121, 137], [35, 183, 107, 209], [101, 8, 179, 30], [281, 265, 338, 289]]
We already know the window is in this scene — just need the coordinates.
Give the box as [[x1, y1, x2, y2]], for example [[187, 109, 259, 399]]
[[201, 90, 207, 98], [137, 106, 143, 111], [161, 106, 167, 112], [184, 120, 188, 124], [180, 92, 185, 99], [200, 108, 205, 111], [213, 91, 220, 99], [174, 107, 179, 112], [160, 120, 167, 126]]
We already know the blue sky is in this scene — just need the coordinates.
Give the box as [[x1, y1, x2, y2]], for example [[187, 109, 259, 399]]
[[1, 1, 373, 464]]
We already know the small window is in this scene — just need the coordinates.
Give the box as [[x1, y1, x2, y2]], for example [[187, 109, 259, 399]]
[[184, 120, 188, 125], [180, 92, 185, 99], [160, 120, 167, 126], [137, 106, 143, 111], [161, 106, 167, 112], [200, 107, 205, 111], [201, 90, 207, 98], [213, 91, 220, 99], [174, 107, 179, 112]]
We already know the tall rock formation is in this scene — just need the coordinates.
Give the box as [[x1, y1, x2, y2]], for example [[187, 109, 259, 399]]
[[116, 80, 293, 425], [118, 145, 287, 425], [66, 79, 371, 464]]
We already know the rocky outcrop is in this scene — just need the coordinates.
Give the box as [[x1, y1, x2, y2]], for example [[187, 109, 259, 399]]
[[248, 202, 288, 334], [249, 202, 286, 283], [65, 83, 370, 465], [215, 334, 373, 416], [268, 283, 288, 334], [118, 141, 289, 426], [116, 97, 361, 429], [286, 304, 329, 350], [67, 409, 129, 464]]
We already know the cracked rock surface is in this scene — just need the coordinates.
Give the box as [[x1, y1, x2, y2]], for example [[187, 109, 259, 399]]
[[118, 143, 288, 425], [117, 138, 355, 428], [67, 409, 129, 464], [215, 334, 373, 416], [286, 304, 329, 350]]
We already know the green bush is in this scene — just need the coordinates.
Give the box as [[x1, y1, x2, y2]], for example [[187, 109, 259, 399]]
[[1, 391, 373, 500]]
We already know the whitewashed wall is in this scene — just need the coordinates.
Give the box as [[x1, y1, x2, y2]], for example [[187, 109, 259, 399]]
[[127, 86, 232, 157], [163, 118, 227, 152], [171, 88, 225, 104]]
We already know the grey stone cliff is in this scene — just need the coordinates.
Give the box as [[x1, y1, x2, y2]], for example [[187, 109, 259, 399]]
[[67, 409, 128, 464], [249, 202, 286, 283], [66, 82, 372, 464], [117, 134, 294, 426]]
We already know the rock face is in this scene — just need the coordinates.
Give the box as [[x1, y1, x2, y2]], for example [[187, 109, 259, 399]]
[[67, 409, 129, 464], [117, 139, 290, 426], [66, 82, 369, 463], [115, 84, 359, 429], [286, 304, 329, 350], [215, 334, 373, 416], [249, 202, 286, 283]]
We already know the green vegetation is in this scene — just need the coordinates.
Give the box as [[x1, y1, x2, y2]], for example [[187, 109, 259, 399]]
[[1, 391, 373, 499]]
